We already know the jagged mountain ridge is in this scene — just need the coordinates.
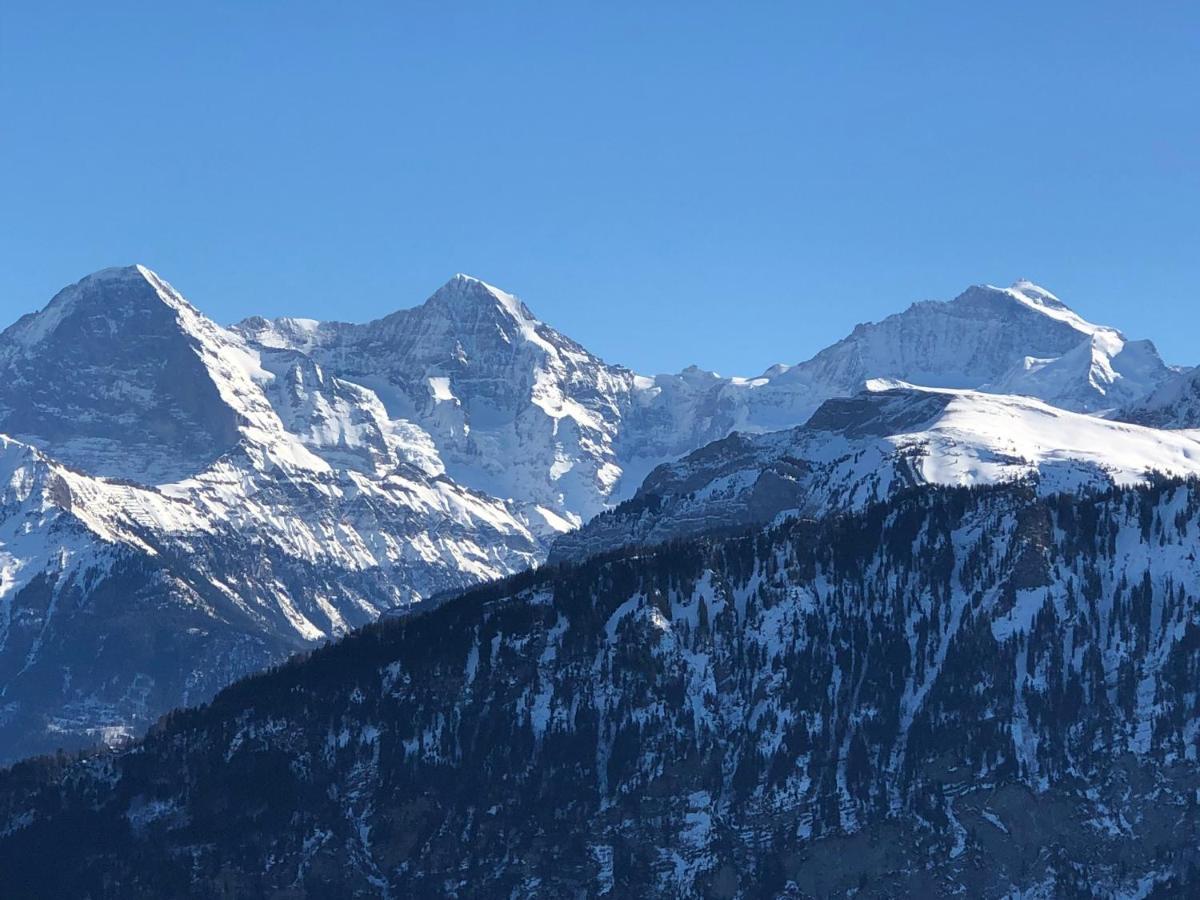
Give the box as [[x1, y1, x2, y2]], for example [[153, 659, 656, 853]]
[[0, 268, 548, 760], [236, 274, 637, 528], [552, 381, 1200, 563], [0, 420, 542, 761], [235, 275, 1174, 526], [4, 480, 1200, 896], [0, 266, 1178, 761]]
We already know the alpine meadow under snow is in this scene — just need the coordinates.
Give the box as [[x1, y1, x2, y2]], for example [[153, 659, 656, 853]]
[[2, 265, 1200, 896]]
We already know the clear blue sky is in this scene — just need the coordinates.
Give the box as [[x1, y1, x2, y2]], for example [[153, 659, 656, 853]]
[[2, 2, 1197, 375]]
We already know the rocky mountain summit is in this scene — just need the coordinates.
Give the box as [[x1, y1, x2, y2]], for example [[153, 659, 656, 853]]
[[0, 266, 1178, 760], [0, 268, 546, 759], [235, 275, 1175, 525]]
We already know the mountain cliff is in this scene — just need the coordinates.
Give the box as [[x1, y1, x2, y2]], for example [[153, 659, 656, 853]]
[[236, 276, 1173, 527], [0, 268, 545, 760], [1121, 366, 1200, 430], [0, 266, 1177, 760]]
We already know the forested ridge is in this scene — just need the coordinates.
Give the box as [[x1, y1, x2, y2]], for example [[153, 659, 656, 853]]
[[3, 480, 1200, 896]]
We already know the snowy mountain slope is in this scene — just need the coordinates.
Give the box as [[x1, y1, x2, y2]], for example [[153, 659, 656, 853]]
[[237, 274, 641, 524], [730, 280, 1172, 424], [1120, 365, 1200, 429], [8, 480, 1200, 896], [0, 431, 544, 761], [552, 381, 1200, 561], [236, 276, 1173, 531], [0, 266, 309, 483], [0, 265, 1178, 760], [0, 269, 550, 761]]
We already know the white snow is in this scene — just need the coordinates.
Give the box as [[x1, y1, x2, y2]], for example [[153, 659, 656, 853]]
[[427, 377, 456, 403], [890, 385, 1200, 490], [0, 263, 1192, 764]]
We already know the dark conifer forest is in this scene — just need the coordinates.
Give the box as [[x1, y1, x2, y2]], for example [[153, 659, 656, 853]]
[[4, 481, 1200, 896]]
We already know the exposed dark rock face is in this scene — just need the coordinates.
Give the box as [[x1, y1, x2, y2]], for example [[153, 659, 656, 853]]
[[0, 266, 242, 483]]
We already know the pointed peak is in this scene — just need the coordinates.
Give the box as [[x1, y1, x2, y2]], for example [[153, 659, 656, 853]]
[[59, 263, 184, 306], [947, 279, 1102, 338], [77, 262, 153, 283], [1008, 279, 1067, 310], [438, 272, 509, 300], [66, 263, 183, 298], [422, 273, 536, 323], [1, 265, 200, 354]]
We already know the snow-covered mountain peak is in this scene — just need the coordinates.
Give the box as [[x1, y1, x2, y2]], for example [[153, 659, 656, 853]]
[[1006, 282, 1106, 335], [750, 279, 1151, 409], [962, 279, 1116, 343], [0, 264, 187, 356], [947, 281, 1095, 335], [759, 280, 1171, 413], [413, 273, 538, 326], [230, 274, 636, 521], [1008, 278, 1067, 308], [236, 272, 1177, 524], [0, 265, 320, 483], [0, 264, 1189, 762], [448, 271, 513, 295], [0, 269, 570, 757]]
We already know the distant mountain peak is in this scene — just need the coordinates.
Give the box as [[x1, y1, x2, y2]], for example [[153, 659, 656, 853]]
[[0, 265, 319, 484], [449, 272, 493, 288], [1, 264, 190, 353], [0, 263, 1185, 767], [1002, 279, 1097, 328], [422, 273, 537, 323], [946, 280, 1113, 342], [1008, 278, 1065, 308], [68, 263, 184, 302], [80, 263, 147, 282]]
